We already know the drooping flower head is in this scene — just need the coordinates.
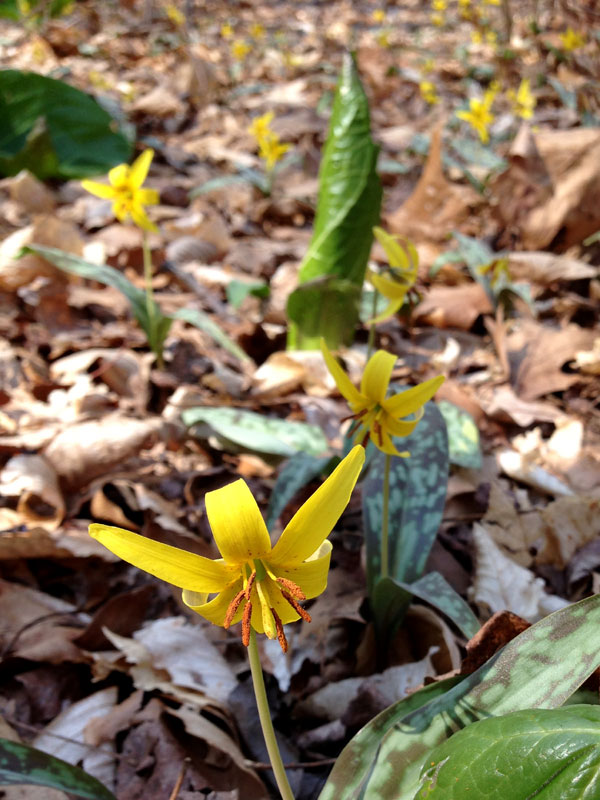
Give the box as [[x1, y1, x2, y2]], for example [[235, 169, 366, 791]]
[[321, 340, 444, 457], [367, 226, 419, 323], [89, 446, 364, 653], [81, 149, 159, 232], [419, 80, 440, 105], [559, 28, 585, 52]]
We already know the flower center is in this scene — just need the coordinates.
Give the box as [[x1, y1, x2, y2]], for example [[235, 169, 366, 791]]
[[344, 403, 384, 447], [222, 559, 311, 653]]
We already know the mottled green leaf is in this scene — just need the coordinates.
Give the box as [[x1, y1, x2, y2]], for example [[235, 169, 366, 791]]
[[406, 572, 479, 639], [287, 52, 382, 350], [0, 739, 115, 800], [265, 453, 336, 530], [362, 398, 449, 594], [437, 401, 481, 469], [415, 706, 600, 799], [182, 407, 328, 458], [321, 594, 600, 800], [0, 70, 132, 179]]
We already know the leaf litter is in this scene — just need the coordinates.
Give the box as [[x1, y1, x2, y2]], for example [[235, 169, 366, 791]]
[[0, 0, 600, 797]]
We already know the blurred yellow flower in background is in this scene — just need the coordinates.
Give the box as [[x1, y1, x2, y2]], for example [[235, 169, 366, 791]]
[[81, 149, 159, 232]]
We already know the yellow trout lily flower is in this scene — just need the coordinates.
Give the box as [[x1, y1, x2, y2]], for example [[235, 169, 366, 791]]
[[507, 78, 536, 120], [89, 446, 364, 652], [321, 340, 444, 457], [81, 149, 159, 232], [559, 28, 585, 52], [367, 226, 419, 323], [456, 90, 495, 143]]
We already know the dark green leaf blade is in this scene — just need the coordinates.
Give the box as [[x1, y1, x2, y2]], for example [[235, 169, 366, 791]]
[[437, 400, 481, 469], [415, 706, 600, 800], [0, 70, 132, 179], [0, 739, 116, 800], [287, 52, 382, 349]]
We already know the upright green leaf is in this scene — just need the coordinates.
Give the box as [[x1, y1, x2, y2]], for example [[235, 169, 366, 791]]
[[0, 70, 132, 179], [0, 739, 115, 800], [437, 400, 481, 469], [320, 594, 600, 800], [362, 399, 449, 594], [416, 706, 600, 799], [286, 52, 382, 349]]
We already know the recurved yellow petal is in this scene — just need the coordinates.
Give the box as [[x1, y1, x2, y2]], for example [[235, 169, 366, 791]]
[[274, 540, 332, 599], [80, 180, 116, 200], [138, 188, 160, 205], [270, 446, 364, 565], [376, 428, 409, 457], [367, 295, 405, 324], [183, 580, 242, 624], [360, 349, 397, 402], [205, 479, 271, 564], [130, 149, 154, 189], [384, 411, 422, 437], [383, 374, 445, 416], [89, 523, 235, 591], [321, 339, 365, 408], [373, 227, 410, 271]]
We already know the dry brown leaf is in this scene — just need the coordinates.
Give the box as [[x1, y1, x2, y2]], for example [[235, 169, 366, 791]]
[[478, 384, 564, 426], [470, 523, 568, 622], [43, 415, 168, 490], [0, 217, 84, 291], [413, 283, 493, 329], [9, 170, 57, 214], [0, 454, 65, 530], [132, 84, 186, 117], [33, 687, 118, 792], [508, 251, 598, 284], [508, 319, 596, 400], [387, 125, 482, 242], [492, 126, 600, 249]]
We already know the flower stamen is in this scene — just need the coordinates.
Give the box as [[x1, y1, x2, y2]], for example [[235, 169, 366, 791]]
[[223, 588, 246, 629], [281, 590, 312, 623], [242, 600, 253, 646], [276, 576, 306, 601], [244, 569, 256, 600], [272, 608, 288, 653]]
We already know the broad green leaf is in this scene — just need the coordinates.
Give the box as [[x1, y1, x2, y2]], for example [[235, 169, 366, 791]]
[[362, 398, 449, 594], [415, 706, 600, 799], [0, 70, 132, 179], [0, 738, 115, 800], [182, 407, 329, 457], [287, 52, 382, 350], [449, 137, 507, 172], [320, 594, 600, 800], [172, 307, 250, 362], [319, 677, 465, 800], [0, 1, 19, 20], [437, 401, 481, 469], [265, 452, 336, 530]]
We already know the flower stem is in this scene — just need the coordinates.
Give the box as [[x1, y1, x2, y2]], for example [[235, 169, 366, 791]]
[[142, 231, 162, 368], [381, 453, 391, 578], [366, 290, 378, 361], [247, 630, 295, 800]]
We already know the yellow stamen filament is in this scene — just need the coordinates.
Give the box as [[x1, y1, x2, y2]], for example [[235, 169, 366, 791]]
[[282, 591, 312, 623], [272, 608, 288, 653]]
